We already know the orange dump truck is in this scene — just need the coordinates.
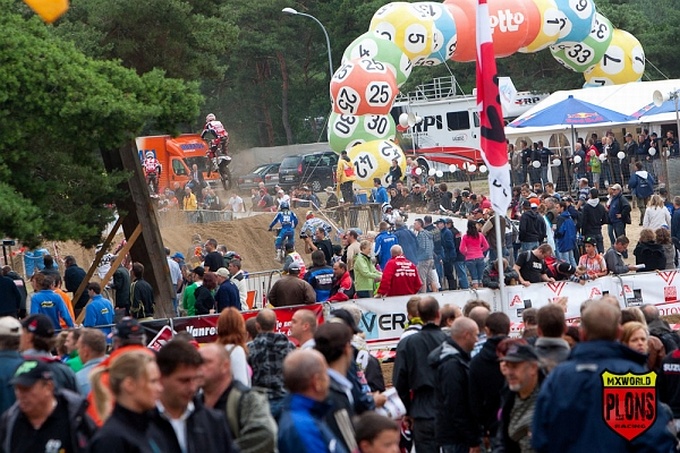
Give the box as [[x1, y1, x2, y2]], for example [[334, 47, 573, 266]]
[[135, 134, 221, 191]]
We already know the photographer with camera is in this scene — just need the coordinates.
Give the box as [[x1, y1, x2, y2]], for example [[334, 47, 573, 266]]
[[303, 227, 334, 265]]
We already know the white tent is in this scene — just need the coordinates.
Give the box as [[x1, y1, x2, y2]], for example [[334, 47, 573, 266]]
[[505, 79, 680, 147]]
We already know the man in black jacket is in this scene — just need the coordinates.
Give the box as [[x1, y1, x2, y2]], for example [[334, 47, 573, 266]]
[[130, 262, 154, 319], [1, 266, 26, 318], [393, 296, 447, 453], [64, 256, 89, 313], [580, 188, 607, 253], [152, 340, 235, 453], [518, 201, 546, 251], [428, 317, 481, 452], [468, 312, 511, 449]]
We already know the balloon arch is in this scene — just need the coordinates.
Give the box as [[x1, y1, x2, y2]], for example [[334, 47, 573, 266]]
[[327, 0, 645, 189]]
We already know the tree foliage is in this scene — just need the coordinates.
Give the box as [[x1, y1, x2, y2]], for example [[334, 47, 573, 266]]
[[0, 1, 202, 247]]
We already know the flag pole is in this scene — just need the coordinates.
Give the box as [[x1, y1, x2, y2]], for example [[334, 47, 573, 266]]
[[494, 212, 506, 311]]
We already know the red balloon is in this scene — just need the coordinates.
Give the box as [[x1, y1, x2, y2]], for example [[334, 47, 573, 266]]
[[329, 58, 398, 116]]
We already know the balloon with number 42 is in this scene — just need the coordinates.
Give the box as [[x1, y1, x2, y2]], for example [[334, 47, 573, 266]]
[[346, 140, 406, 189]]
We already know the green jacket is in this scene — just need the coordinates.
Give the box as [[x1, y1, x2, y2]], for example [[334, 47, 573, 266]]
[[353, 253, 381, 292], [182, 282, 198, 316]]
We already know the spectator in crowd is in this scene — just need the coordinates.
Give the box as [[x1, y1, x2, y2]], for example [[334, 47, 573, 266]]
[[640, 304, 679, 355], [130, 262, 154, 319], [435, 218, 458, 290], [608, 184, 631, 244], [629, 161, 655, 225], [659, 337, 680, 426], [30, 274, 74, 330], [19, 314, 78, 392], [304, 227, 334, 266], [482, 258, 519, 289], [328, 262, 355, 302], [0, 269, 22, 318], [372, 178, 389, 205], [604, 236, 637, 274], [643, 194, 671, 230], [518, 201, 546, 252], [554, 201, 578, 267], [194, 271, 217, 315], [376, 245, 422, 298], [354, 412, 400, 453], [497, 341, 543, 453], [438, 303, 461, 336], [249, 309, 296, 420], [64, 255, 89, 315], [74, 328, 107, 396], [0, 317, 24, 414], [580, 188, 607, 253], [621, 321, 649, 356], [152, 340, 235, 453], [63, 329, 83, 373], [393, 296, 447, 453], [532, 301, 676, 452], [469, 312, 510, 448], [268, 263, 316, 307], [227, 259, 248, 311], [88, 351, 165, 451], [182, 266, 203, 316], [428, 317, 481, 452], [578, 237, 608, 279], [460, 220, 489, 289], [534, 304, 570, 372], [199, 343, 277, 453], [203, 238, 224, 272], [0, 359, 96, 452], [306, 250, 335, 302], [214, 268, 241, 312], [374, 222, 399, 271], [290, 309, 318, 350], [672, 197, 680, 244], [215, 307, 251, 387], [50, 275, 77, 330], [278, 349, 346, 453], [400, 296, 423, 340], [1, 266, 27, 318], [314, 322, 358, 452], [83, 282, 115, 336], [393, 221, 418, 265], [514, 244, 555, 286], [414, 218, 436, 293], [634, 228, 666, 272], [111, 263, 131, 316], [656, 227, 676, 270], [353, 240, 382, 299]]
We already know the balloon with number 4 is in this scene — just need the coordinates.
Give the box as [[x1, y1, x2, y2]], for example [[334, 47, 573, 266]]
[[346, 140, 406, 189], [342, 32, 413, 87]]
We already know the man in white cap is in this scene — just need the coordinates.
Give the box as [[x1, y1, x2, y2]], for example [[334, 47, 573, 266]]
[[214, 268, 241, 312], [0, 317, 24, 413]]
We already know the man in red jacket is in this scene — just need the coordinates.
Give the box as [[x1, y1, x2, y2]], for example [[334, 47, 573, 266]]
[[328, 262, 355, 302], [376, 245, 422, 297]]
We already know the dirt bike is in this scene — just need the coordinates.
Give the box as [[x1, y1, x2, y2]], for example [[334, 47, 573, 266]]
[[146, 171, 159, 196], [204, 132, 233, 191]]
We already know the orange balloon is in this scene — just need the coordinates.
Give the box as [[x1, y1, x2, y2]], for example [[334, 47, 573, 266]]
[[518, 0, 541, 49], [446, 0, 535, 62], [23, 0, 69, 23]]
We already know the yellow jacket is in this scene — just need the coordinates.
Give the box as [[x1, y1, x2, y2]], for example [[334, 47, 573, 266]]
[[183, 193, 198, 211], [336, 158, 356, 184]]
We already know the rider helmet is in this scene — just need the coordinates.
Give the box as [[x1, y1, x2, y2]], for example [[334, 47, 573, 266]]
[[279, 201, 290, 210], [145, 151, 154, 158], [206, 113, 216, 122], [382, 203, 393, 213]]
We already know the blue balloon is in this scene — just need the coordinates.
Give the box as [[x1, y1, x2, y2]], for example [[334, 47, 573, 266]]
[[554, 0, 596, 45]]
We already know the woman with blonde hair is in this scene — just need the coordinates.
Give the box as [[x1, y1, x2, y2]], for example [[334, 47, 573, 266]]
[[88, 351, 165, 451], [643, 194, 671, 230], [216, 307, 251, 386], [621, 322, 649, 355], [655, 227, 677, 270]]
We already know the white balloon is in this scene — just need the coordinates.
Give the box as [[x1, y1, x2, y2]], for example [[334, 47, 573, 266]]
[[428, 168, 436, 176], [448, 164, 457, 172], [479, 165, 488, 173], [468, 164, 477, 172], [435, 170, 443, 178], [415, 167, 423, 175], [649, 147, 657, 156], [552, 158, 561, 167], [415, 115, 423, 124], [532, 160, 541, 168], [573, 155, 582, 164], [664, 149, 671, 157], [399, 113, 409, 128], [617, 151, 626, 160], [598, 154, 607, 162]]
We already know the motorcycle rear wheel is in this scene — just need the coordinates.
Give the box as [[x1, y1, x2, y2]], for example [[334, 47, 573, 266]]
[[220, 166, 232, 191]]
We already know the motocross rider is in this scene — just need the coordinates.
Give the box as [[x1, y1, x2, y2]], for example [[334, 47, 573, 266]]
[[201, 113, 230, 159], [142, 151, 162, 193], [268, 202, 299, 259]]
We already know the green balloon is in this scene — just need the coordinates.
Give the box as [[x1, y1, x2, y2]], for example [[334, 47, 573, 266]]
[[342, 32, 412, 87], [328, 112, 396, 153], [550, 13, 613, 73]]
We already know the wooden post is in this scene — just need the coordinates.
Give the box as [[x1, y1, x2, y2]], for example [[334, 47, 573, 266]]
[[100, 142, 176, 318]]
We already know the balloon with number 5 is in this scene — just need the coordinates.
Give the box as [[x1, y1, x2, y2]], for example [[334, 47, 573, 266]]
[[369, 2, 436, 62]]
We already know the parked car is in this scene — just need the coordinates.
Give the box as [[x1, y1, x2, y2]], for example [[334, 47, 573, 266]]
[[278, 151, 338, 192], [237, 162, 280, 192]]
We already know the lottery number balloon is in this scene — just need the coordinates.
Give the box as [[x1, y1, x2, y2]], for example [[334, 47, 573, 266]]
[[583, 29, 645, 87], [342, 32, 413, 87], [550, 13, 613, 72], [347, 140, 407, 188], [553, 0, 596, 45], [330, 58, 398, 116], [410, 2, 458, 66], [519, 0, 565, 53], [328, 113, 397, 153], [369, 2, 436, 62]]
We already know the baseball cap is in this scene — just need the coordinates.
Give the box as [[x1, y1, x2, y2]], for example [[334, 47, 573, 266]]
[[499, 343, 539, 363], [110, 317, 144, 340], [192, 266, 205, 277], [288, 262, 301, 273], [445, 218, 454, 224], [11, 360, 53, 386], [302, 186, 310, 191], [413, 184, 421, 188], [611, 183, 622, 191], [215, 267, 230, 278], [22, 314, 55, 338], [0, 317, 22, 337], [530, 202, 538, 209], [435, 218, 446, 224], [171, 252, 185, 260], [556, 262, 576, 275], [584, 236, 598, 246]]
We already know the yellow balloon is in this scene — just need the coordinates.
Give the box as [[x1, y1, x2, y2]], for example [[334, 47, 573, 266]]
[[346, 140, 406, 189], [369, 2, 435, 62], [23, 0, 69, 23], [583, 29, 645, 87], [519, 0, 565, 53]]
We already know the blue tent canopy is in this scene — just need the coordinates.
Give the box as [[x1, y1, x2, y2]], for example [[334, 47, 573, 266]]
[[509, 95, 634, 128]]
